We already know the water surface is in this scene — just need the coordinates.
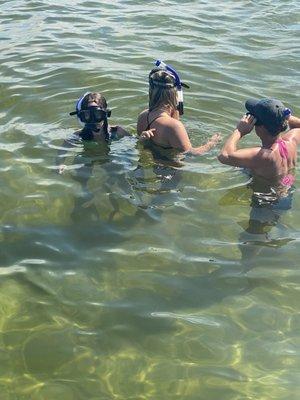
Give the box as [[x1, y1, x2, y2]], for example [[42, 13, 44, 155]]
[[1, 1, 300, 399]]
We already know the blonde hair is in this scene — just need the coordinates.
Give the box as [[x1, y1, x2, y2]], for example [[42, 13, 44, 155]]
[[148, 69, 177, 112]]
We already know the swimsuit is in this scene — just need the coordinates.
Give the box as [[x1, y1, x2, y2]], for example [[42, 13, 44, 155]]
[[251, 138, 295, 216], [145, 111, 173, 150], [146, 112, 163, 130], [276, 138, 288, 159], [275, 138, 295, 187]]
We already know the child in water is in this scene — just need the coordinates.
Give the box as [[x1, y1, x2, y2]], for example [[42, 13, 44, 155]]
[[56, 91, 129, 173], [137, 61, 221, 154]]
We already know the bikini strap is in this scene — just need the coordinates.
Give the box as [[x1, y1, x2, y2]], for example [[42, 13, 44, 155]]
[[276, 138, 288, 159], [146, 111, 164, 130]]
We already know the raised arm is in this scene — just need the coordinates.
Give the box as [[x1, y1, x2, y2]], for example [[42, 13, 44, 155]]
[[218, 114, 260, 168], [288, 115, 300, 130]]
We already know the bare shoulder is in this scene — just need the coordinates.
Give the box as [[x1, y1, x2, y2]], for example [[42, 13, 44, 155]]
[[139, 109, 149, 118], [163, 117, 187, 133], [283, 128, 300, 144], [159, 118, 191, 151]]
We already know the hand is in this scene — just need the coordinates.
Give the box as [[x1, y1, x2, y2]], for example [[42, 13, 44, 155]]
[[209, 133, 222, 145], [139, 128, 156, 141], [57, 164, 67, 174], [236, 114, 256, 136]]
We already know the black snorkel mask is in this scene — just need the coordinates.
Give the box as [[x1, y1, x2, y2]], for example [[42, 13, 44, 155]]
[[70, 106, 111, 124], [154, 60, 189, 115], [69, 92, 111, 125]]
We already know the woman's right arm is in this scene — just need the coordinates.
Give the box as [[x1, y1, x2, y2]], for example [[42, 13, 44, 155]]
[[189, 133, 221, 155], [168, 121, 221, 155]]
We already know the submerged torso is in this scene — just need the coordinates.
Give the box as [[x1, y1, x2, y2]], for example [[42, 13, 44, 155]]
[[248, 151, 296, 213]]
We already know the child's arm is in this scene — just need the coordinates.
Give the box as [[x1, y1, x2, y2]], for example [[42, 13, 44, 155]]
[[110, 125, 131, 139]]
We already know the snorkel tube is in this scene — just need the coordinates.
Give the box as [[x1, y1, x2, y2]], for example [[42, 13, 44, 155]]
[[155, 60, 187, 115], [69, 92, 90, 127]]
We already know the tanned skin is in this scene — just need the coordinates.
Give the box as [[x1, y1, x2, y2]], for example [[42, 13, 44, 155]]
[[137, 107, 221, 155], [218, 114, 300, 179]]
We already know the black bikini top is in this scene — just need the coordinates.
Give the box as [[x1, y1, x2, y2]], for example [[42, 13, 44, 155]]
[[145, 111, 173, 150]]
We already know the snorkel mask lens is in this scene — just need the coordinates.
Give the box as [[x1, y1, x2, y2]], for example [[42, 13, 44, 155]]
[[78, 107, 108, 124], [69, 92, 111, 126], [70, 106, 111, 124]]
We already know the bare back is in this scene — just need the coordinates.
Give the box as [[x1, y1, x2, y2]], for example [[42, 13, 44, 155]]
[[251, 134, 297, 179], [137, 109, 192, 152]]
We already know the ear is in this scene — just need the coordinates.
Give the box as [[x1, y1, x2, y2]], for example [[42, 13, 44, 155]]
[[170, 108, 179, 120]]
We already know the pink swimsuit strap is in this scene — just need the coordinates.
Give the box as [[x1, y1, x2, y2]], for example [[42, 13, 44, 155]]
[[275, 139, 295, 187], [275, 138, 288, 159]]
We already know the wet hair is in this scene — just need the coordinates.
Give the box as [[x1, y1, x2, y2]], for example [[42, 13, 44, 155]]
[[271, 119, 288, 136], [148, 68, 178, 112], [255, 118, 288, 136], [79, 92, 109, 141]]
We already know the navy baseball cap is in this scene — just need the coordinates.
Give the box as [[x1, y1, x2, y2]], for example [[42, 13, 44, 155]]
[[245, 98, 291, 136]]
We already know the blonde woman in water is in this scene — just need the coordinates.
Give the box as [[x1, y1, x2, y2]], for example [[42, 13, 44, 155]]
[[137, 60, 220, 154]]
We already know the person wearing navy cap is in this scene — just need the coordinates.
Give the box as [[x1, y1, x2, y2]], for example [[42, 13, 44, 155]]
[[218, 98, 300, 180], [219, 99, 300, 243]]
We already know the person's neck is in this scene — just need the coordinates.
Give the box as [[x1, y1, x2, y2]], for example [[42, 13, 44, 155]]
[[150, 106, 171, 116], [261, 134, 280, 148]]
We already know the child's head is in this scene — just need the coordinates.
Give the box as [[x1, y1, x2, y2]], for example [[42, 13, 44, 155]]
[[148, 68, 178, 112], [80, 92, 108, 111], [70, 92, 110, 141]]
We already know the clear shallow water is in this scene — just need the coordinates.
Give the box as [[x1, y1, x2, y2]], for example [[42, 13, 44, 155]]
[[1, 0, 300, 399]]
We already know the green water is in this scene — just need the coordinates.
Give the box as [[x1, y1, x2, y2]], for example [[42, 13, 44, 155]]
[[1, 0, 300, 399]]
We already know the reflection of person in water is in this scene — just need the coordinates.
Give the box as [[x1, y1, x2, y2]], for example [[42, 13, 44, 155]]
[[56, 92, 130, 222]]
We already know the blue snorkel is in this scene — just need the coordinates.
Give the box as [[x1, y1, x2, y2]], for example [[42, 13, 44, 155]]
[[155, 60, 187, 115], [283, 108, 292, 118]]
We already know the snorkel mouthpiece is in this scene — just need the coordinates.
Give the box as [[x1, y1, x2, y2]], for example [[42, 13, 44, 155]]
[[155, 60, 186, 115]]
